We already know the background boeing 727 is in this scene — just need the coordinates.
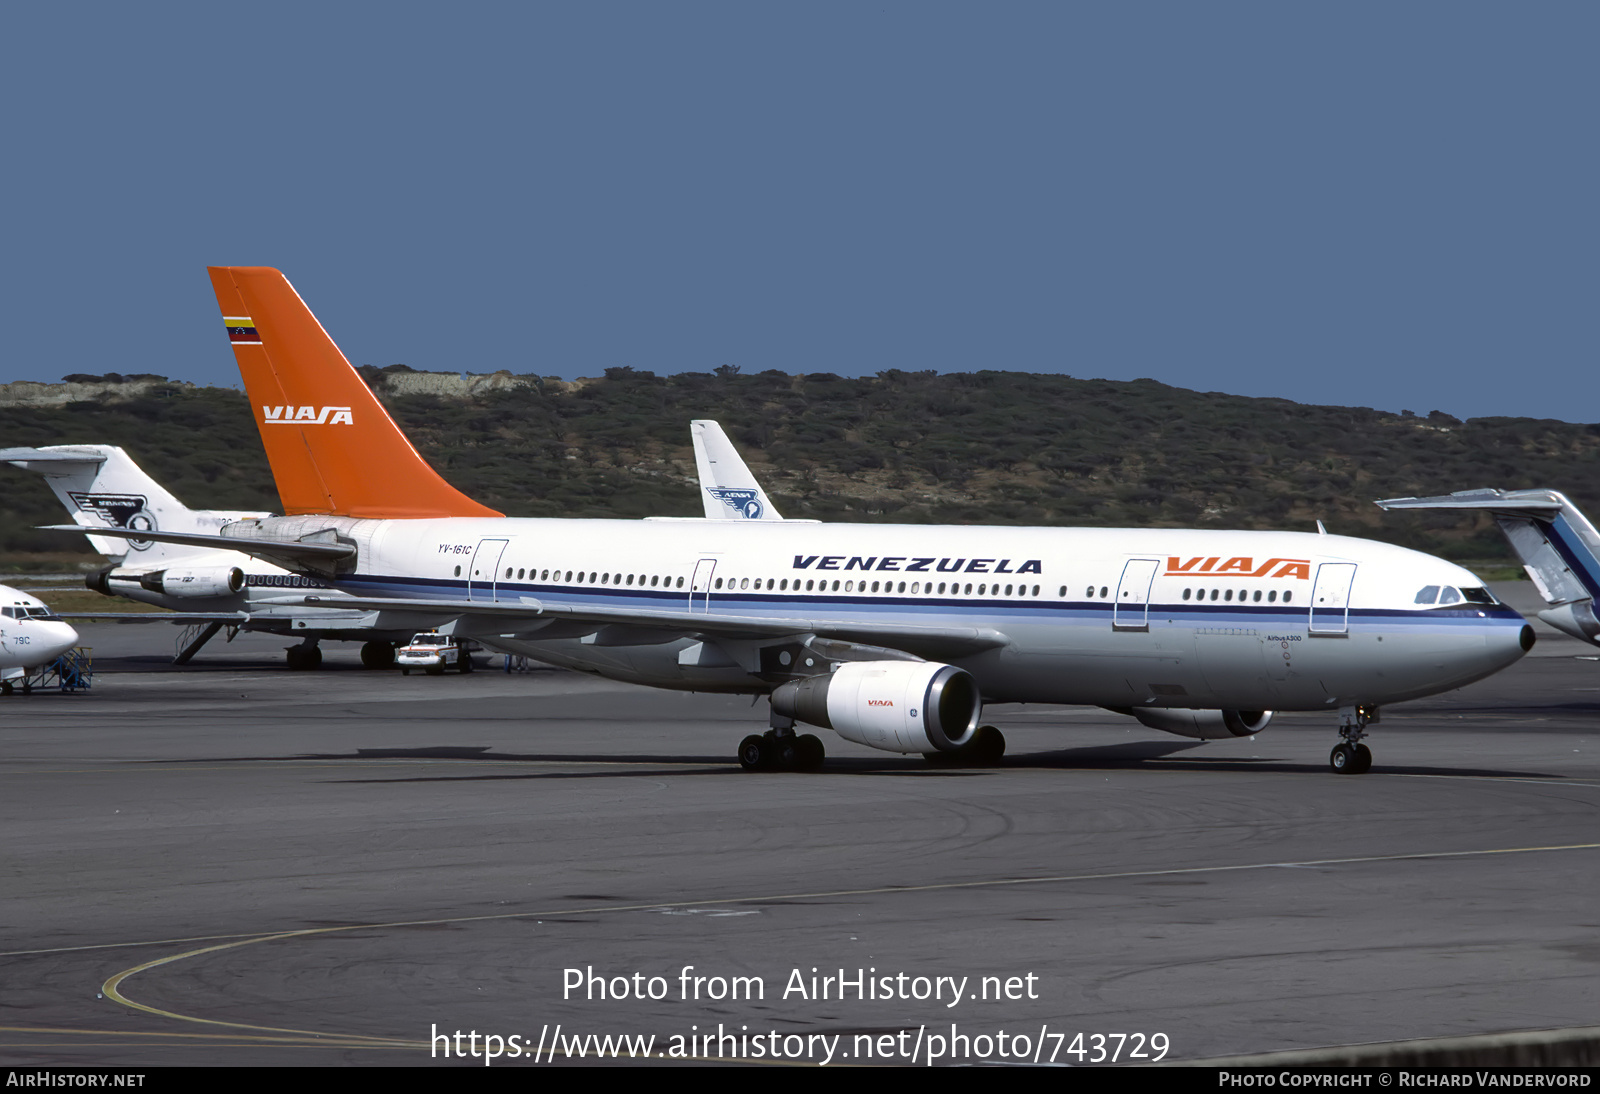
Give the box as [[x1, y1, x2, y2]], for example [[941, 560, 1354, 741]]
[[66, 266, 1534, 774]]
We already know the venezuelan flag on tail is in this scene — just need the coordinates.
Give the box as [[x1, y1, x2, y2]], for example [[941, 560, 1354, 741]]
[[207, 267, 502, 519]]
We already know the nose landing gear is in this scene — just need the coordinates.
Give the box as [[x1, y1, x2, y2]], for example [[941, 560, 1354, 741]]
[[1330, 705, 1377, 774]]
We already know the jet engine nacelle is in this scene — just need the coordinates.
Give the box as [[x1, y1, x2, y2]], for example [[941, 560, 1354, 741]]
[[1130, 708, 1273, 740], [770, 661, 981, 754], [138, 566, 246, 598]]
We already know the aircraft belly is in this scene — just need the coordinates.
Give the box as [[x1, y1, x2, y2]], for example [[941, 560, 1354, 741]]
[[987, 621, 1209, 706], [488, 635, 761, 693], [1302, 627, 1496, 704], [1195, 628, 1273, 708]]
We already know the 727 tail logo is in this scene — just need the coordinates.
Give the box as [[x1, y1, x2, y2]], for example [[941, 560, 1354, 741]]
[[66, 492, 157, 550], [1166, 556, 1311, 580], [261, 406, 354, 425]]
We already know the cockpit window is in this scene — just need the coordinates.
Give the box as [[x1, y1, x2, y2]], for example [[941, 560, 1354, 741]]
[[1438, 587, 1462, 605], [1414, 586, 1440, 605], [1459, 587, 1497, 605]]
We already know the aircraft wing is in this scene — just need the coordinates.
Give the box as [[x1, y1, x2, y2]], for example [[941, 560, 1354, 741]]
[[54, 611, 252, 623], [275, 593, 1009, 660], [40, 525, 354, 571]]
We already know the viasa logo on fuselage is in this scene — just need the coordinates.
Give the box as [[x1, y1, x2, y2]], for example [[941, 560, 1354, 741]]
[[1166, 556, 1312, 580], [261, 406, 354, 426]]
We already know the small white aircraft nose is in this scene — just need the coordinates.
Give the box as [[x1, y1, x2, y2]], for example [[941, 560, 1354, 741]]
[[37, 621, 80, 661]]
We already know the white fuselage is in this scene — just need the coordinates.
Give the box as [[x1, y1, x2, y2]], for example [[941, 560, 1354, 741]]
[[250, 516, 1531, 712]]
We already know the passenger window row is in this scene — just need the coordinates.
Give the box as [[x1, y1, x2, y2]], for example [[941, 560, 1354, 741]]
[[464, 567, 1053, 599], [716, 577, 1045, 597], [455, 565, 1307, 607], [1182, 588, 1293, 604], [1056, 585, 1294, 604]]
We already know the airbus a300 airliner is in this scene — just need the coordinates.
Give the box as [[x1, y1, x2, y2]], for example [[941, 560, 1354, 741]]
[[59, 267, 1535, 774]]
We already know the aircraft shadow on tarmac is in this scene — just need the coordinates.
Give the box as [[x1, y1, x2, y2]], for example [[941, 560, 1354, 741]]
[[142, 740, 1567, 783], [99, 654, 528, 673], [1423, 700, 1600, 717], [1011, 746, 1566, 780]]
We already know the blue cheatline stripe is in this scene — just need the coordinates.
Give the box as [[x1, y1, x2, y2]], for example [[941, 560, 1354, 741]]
[[1542, 514, 1600, 600], [328, 574, 1525, 631]]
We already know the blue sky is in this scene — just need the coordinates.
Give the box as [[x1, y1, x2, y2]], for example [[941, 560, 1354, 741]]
[[3, 2, 1594, 421]]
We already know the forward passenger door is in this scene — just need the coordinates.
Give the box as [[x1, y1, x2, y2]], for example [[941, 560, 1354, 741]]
[[1114, 559, 1160, 630], [1309, 563, 1357, 635]]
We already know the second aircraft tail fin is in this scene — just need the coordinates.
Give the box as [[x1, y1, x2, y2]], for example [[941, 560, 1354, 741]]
[[206, 267, 502, 519], [0, 444, 270, 561]]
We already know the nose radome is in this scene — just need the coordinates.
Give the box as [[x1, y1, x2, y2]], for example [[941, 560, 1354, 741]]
[[43, 622, 79, 658], [1485, 621, 1533, 671]]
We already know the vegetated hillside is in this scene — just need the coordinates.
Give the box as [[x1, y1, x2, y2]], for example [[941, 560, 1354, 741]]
[[2, 368, 1597, 568]]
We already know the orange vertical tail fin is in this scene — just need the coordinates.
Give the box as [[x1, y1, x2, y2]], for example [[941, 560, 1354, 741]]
[[207, 267, 502, 519]]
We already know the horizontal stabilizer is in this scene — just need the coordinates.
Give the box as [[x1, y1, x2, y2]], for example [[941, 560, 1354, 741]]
[[40, 525, 354, 572], [0, 446, 110, 466], [1376, 489, 1566, 515]]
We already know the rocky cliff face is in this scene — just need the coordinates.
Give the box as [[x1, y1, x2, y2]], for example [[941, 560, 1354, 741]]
[[0, 379, 189, 406], [0, 371, 571, 406], [378, 370, 536, 397]]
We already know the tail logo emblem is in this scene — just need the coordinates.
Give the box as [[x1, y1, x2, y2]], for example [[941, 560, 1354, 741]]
[[66, 492, 157, 550], [706, 488, 763, 519], [261, 406, 355, 426]]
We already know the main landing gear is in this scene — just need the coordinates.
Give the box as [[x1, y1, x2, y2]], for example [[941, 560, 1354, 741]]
[[360, 641, 396, 669], [739, 701, 827, 771], [1330, 705, 1377, 774], [285, 640, 322, 671], [738, 729, 826, 772]]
